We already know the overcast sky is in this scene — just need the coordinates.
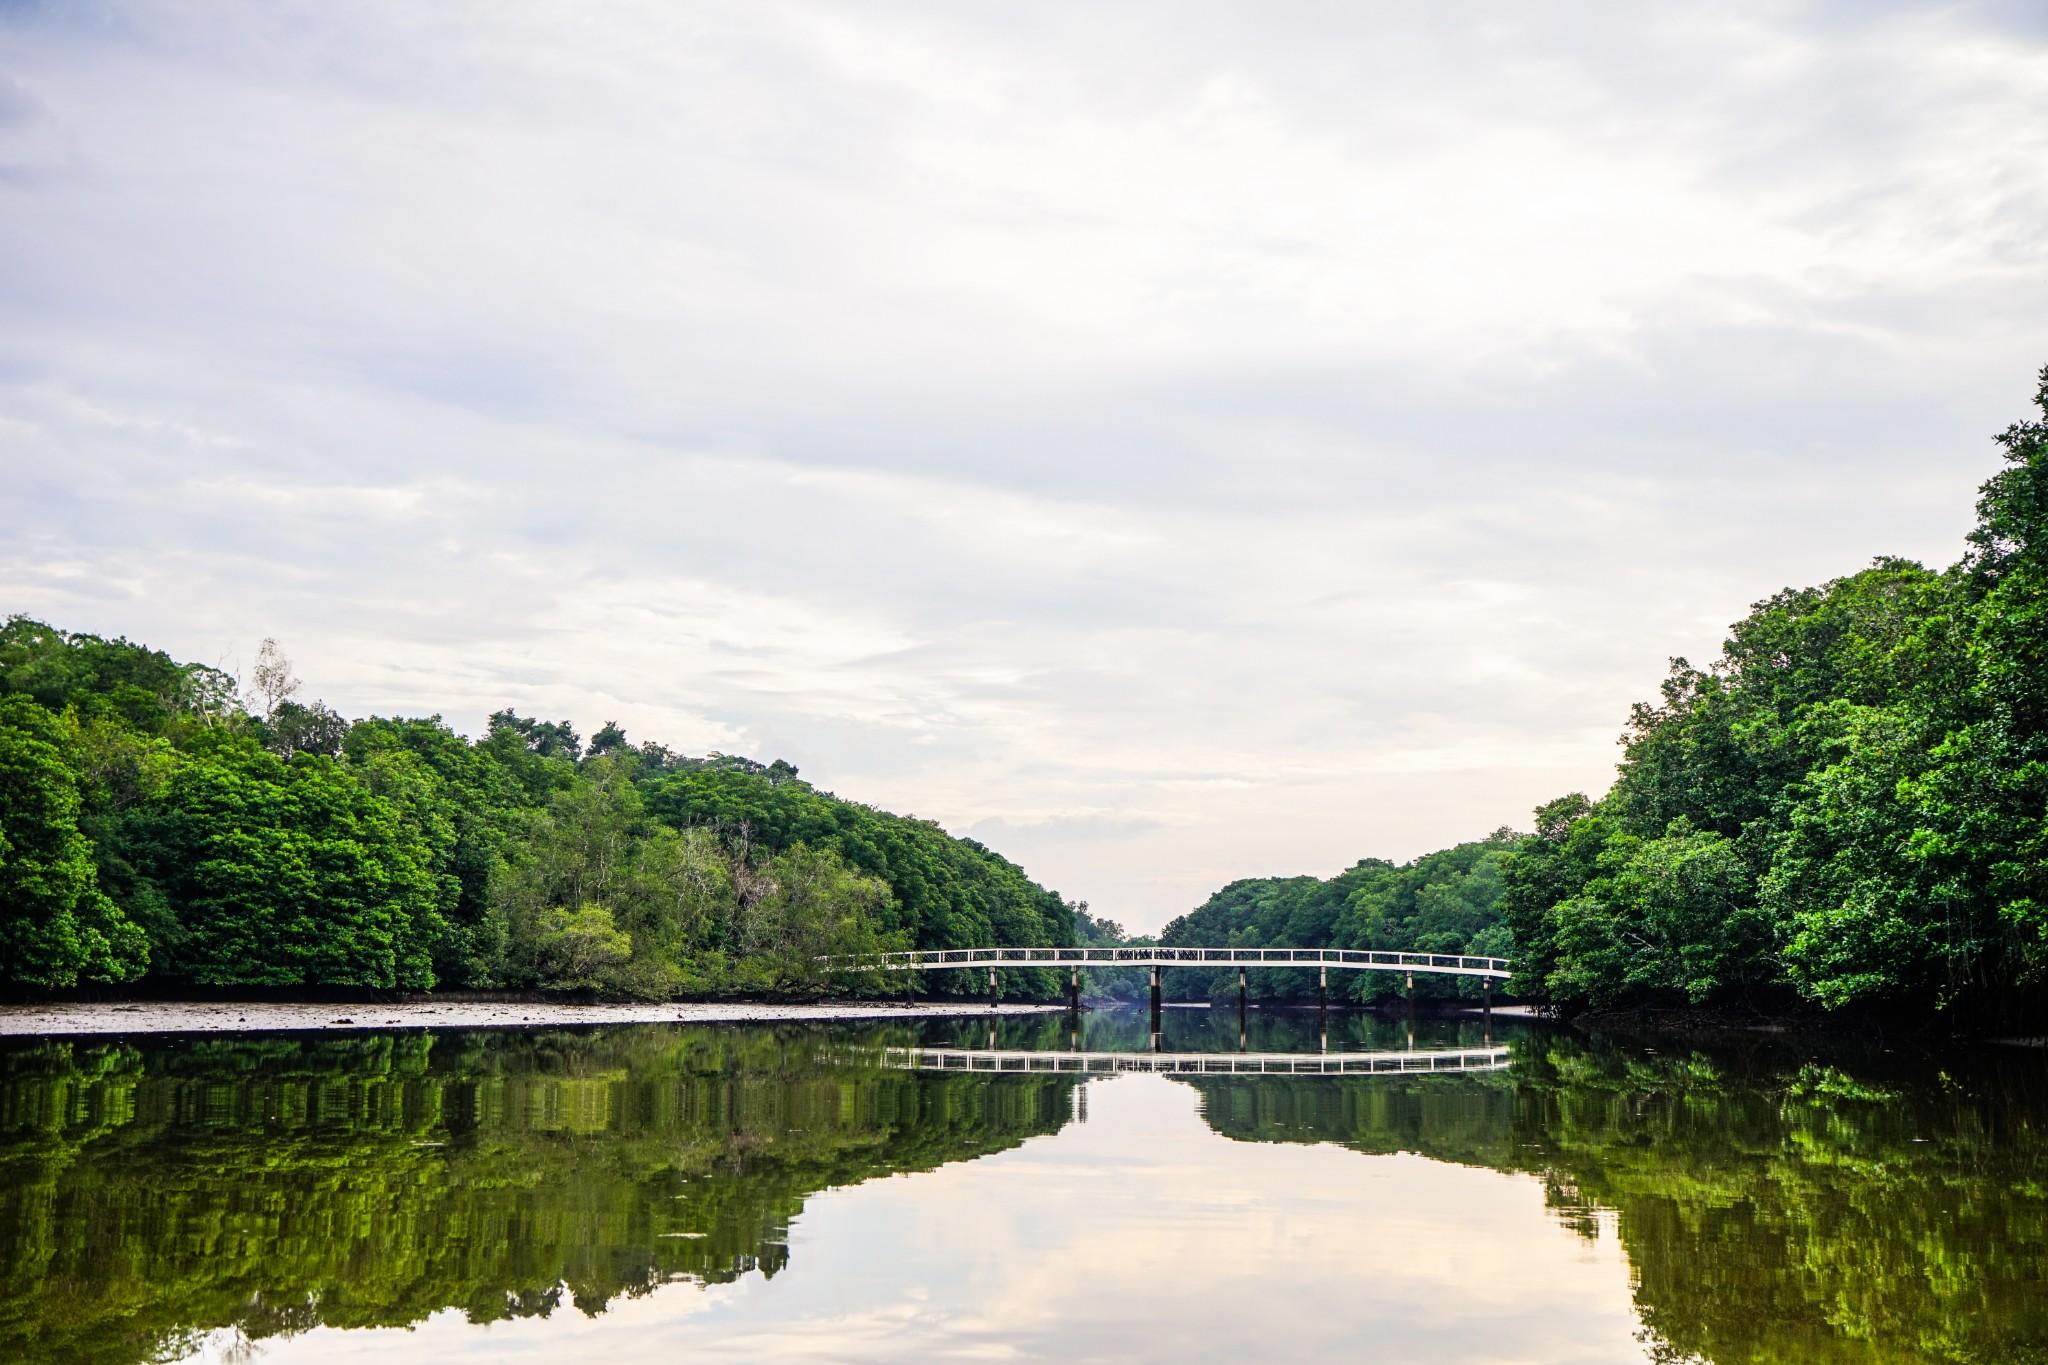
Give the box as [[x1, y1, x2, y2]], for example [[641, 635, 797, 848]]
[[4, 1, 2046, 930]]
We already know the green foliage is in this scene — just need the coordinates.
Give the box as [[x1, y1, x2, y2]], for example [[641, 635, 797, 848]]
[[1509, 367, 2048, 1022], [642, 762, 1074, 957], [0, 622, 1064, 999], [0, 616, 236, 736], [343, 716, 519, 987], [639, 757, 1072, 997], [490, 757, 906, 997], [0, 697, 147, 987], [122, 735, 444, 989], [532, 904, 634, 988], [1546, 821, 1771, 1007]]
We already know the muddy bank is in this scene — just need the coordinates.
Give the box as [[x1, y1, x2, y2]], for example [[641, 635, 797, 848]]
[[0, 998, 1064, 1038]]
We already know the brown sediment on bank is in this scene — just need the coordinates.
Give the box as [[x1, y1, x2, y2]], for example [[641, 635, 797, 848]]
[[0, 999, 1064, 1038]]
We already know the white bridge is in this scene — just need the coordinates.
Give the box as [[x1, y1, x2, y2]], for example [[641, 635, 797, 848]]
[[884, 1044, 1511, 1076], [833, 946, 1512, 980]]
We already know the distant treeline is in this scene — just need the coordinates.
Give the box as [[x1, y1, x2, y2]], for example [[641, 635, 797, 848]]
[[0, 627, 1072, 997], [1157, 836, 1517, 1005], [1504, 367, 2048, 1026]]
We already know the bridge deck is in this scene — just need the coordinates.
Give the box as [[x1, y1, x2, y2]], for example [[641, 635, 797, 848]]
[[884, 1045, 1511, 1075], [833, 946, 1511, 980]]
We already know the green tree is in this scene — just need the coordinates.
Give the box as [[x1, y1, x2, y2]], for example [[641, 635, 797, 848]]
[[642, 761, 1074, 988], [0, 696, 147, 987], [125, 735, 444, 988], [1544, 821, 1769, 1008], [532, 904, 635, 988]]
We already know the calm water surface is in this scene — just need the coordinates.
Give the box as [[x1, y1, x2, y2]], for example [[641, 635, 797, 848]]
[[3, 1008, 2045, 1363]]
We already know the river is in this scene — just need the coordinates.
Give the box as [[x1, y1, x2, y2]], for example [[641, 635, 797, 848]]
[[2, 1008, 2042, 1363]]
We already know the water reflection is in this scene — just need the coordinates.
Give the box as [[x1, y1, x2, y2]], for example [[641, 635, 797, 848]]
[[903, 1003, 1503, 1056], [0, 1025, 1073, 1364], [2, 1014, 2045, 1363]]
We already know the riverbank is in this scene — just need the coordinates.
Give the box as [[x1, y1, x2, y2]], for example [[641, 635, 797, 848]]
[[0, 998, 1066, 1038]]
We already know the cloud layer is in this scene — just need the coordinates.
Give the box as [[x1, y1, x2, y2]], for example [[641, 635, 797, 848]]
[[4, 1, 2046, 928]]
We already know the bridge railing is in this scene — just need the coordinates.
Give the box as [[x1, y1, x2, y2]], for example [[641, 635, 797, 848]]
[[821, 945, 1511, 979]]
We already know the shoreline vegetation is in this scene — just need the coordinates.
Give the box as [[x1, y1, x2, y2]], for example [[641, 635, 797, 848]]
[[0, 626, 1079, 1002], [5, 369, 2047, 1032]]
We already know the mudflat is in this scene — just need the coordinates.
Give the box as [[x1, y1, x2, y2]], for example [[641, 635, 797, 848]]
[[0, 999, 1062, 1037]]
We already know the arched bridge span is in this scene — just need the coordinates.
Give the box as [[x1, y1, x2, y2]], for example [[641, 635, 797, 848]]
[[835, 946, 1510, 980], [826, 945, 1513, 1019]]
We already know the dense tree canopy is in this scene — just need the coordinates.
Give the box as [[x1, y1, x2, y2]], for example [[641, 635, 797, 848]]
[[1506, 366, 2048, 1024], [0, 620, 1071, 998], [0, 696, 147, 988]]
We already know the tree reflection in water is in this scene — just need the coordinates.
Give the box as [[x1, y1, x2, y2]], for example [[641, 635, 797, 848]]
[[3, 1020, 2047, 1364], [1185, 1030, 2048, 1365], [0, 1025, 1074, 1364]]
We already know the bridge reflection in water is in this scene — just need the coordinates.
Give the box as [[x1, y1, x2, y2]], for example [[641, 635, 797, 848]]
[[884, 1044, 1512, 1076]]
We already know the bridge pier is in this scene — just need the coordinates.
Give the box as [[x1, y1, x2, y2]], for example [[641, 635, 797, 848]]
[[1069, 964, 1080, 1014], [1149, 965, 1161, 1032], [1318, 965, 1328, 1018], [1238, 967, 1248, 1017], [988, 966, 998, 1008]]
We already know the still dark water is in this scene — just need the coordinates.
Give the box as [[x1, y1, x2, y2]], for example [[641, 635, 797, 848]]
[[4, 1008, 2046, 1364]]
